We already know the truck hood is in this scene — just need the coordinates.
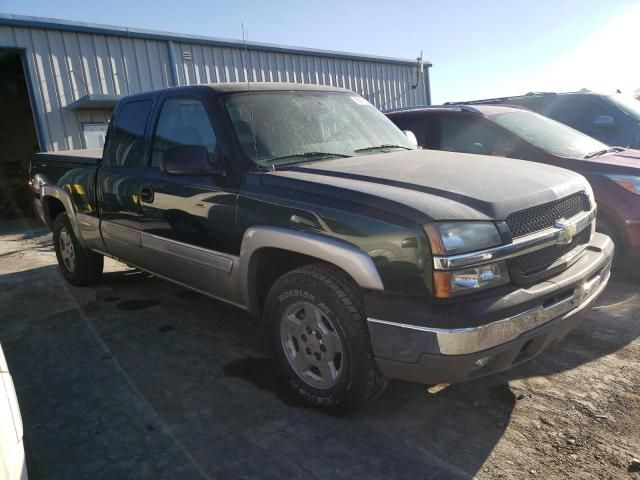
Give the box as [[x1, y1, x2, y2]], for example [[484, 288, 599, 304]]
[[269, 149, 588, 222]]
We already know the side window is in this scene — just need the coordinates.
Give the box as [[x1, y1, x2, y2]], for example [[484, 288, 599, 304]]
[[151, 97, 217, 168], [439, 116, 507, 155], [547, 97, 612, 134], [437, 115, 531, 159], [390, 116, 432, 147], [105, 100, 152, 167]]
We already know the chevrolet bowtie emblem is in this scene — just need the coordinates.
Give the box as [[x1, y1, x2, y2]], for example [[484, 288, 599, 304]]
[[555, 218, 577, 245]]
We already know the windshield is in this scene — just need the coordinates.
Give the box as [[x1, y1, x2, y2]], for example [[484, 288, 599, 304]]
[[607, 94, 640, 122], [491, 110, 609, 158], [224, 90, 415, 166]]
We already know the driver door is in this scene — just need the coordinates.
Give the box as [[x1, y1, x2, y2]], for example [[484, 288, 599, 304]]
[[138, 92, 240, 303]]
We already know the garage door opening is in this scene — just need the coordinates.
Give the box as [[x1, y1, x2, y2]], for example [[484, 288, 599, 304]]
[[0, 50, 40, 220]]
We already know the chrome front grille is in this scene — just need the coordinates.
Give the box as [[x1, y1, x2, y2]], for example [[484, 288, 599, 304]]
[[506, 193, 590, 238], [507, 193, 592, 278], [515, 228, 591, 275]]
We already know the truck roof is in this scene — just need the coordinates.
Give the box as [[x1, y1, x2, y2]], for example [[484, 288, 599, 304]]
[[203, 82, 351, 94], [118, 82, 353, 104]]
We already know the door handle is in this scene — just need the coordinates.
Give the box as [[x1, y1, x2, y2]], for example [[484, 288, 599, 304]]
[[139, 186, 154, 203]]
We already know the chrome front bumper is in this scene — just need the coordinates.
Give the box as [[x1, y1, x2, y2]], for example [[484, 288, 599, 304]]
[[369, 263, 610, 356], [367, 232, 613, 384]]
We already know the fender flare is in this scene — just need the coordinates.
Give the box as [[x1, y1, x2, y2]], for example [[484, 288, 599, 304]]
[[41, 184, 86, 248], [238, 226, 384, 314]]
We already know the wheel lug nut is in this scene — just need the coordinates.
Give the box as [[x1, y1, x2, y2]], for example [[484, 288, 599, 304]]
[[305, 347, 311, 355], [301, 334, 307, 342], [315, 353, 321, 360], [315, 332, 321, 340], [306, 327, 312, 334], [320, 345, 326, 352]]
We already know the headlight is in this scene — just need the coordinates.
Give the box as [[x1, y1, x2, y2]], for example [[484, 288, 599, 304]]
[[424, 222, 509, 297], [606, 175, 640, 195], [424, 221, 502, 255], [433, 261, 509, 297]]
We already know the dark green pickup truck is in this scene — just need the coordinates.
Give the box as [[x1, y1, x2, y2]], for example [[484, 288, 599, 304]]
[[30, 83, 613, 413]]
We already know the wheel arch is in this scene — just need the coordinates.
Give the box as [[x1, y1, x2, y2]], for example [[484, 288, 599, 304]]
[[239, 227, 384, 316], [596, 202, 628, 255], [41, 185, 86, 247]]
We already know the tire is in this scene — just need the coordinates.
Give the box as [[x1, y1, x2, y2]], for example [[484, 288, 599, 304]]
[[53, 213, 103, 286], [263, 263, 388, 414]]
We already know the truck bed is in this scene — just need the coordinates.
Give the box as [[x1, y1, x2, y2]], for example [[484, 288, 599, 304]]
[[33, 148, 102, 166], [31, 149, 102, 200]]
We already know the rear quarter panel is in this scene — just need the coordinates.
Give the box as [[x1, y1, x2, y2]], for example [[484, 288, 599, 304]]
[[31, 151, 101, 215]]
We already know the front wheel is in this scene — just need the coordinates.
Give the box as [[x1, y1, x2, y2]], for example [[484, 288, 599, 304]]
[[263, 263, 388, 414], [53, 213, 104, 286]]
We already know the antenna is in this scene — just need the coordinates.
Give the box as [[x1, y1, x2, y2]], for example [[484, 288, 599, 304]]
[[241, 23, 260, 165]]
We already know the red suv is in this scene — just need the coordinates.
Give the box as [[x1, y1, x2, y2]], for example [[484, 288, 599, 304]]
[[387, 105, 640, 259]]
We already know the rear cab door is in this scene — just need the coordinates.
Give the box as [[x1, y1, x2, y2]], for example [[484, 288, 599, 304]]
[[97, 95, 155, 264]]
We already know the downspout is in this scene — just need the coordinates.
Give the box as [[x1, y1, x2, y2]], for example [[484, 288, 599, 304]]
[[167, 40, 180, 87], [424, 63, 432, 106]]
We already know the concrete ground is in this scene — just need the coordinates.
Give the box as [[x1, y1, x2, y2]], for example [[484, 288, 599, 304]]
[[0, 220, 639, 479]]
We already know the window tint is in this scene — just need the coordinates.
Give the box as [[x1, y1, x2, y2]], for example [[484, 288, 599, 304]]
[[105, 100, 152, 167], [390, 115, 440, 149], [151, 97, 217, 168]]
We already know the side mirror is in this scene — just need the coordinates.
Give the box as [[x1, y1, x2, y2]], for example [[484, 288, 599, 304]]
[[592, 115, 615, 130], [162, 145, 224, 176], [403, 130, 419, 148]]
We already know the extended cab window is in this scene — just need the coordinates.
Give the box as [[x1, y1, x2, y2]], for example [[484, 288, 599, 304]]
[[105, 100, 152, 167], [151, 97, 217, 168]]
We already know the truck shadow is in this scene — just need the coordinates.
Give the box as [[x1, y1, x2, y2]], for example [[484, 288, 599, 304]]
[[1, 264, 638, 479]]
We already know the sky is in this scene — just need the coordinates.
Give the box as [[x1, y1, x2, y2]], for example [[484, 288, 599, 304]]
[[1, 0, 639, 103]]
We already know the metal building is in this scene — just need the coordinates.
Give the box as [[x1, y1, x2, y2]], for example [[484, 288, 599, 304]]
[[0, 13, 431, 218]]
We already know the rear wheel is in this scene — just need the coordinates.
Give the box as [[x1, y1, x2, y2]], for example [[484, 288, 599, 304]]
[[264, 263, 388, 414], [53, 213, 103, 286]]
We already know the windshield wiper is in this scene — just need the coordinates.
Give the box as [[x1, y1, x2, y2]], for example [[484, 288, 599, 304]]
[[584, 147, 624, 159], [263, 151, 352, 166], [354, 144, 413, 153]]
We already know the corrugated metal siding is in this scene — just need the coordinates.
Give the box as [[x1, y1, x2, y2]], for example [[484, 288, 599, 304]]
[[174, 41, 427, 111], [0, 22, 428, 153], [0, 24, 172, 151]]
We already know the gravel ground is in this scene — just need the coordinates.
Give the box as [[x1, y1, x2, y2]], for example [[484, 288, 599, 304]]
[[0, 219, 638, 479]]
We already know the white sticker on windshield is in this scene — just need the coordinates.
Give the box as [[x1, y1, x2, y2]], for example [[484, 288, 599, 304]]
[[350, 96, 370, 106]]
